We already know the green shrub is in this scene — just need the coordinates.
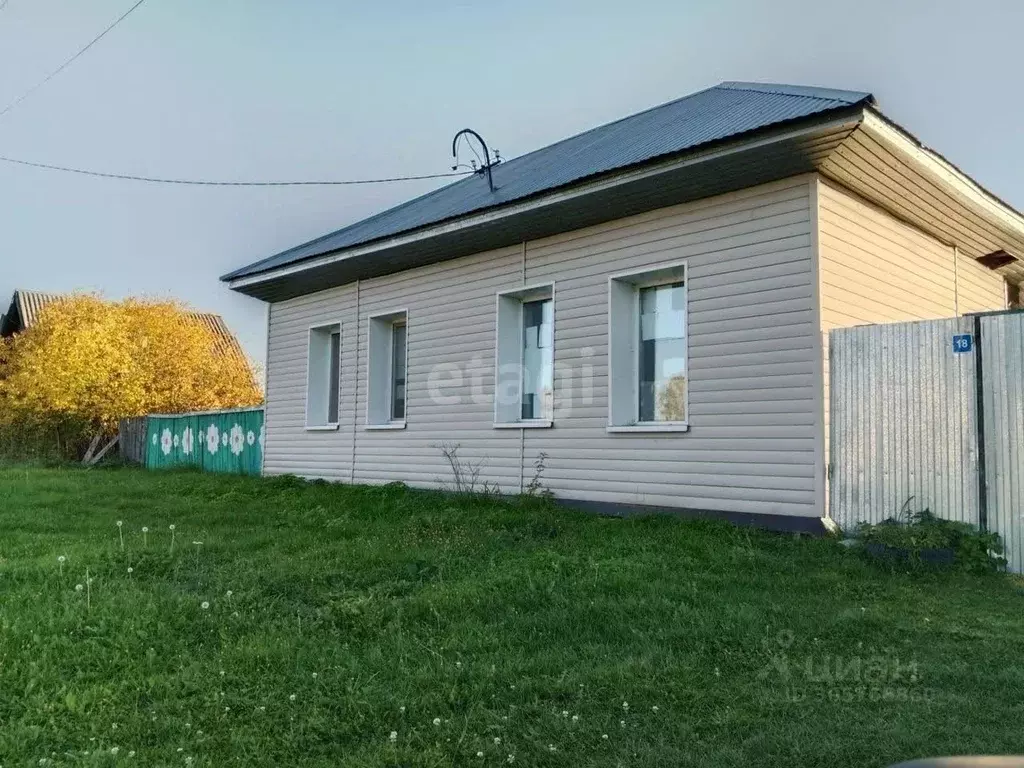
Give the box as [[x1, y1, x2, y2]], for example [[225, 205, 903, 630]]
[[858, 507, 1006, 572]]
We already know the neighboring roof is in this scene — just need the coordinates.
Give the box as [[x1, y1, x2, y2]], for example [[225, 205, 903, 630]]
[[0, 290, 62, 336], [223, 81, 873, 282], [0, 290, 248, 360]]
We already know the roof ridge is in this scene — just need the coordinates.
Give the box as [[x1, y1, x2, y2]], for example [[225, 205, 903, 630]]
[[717, 81, 874, 105]]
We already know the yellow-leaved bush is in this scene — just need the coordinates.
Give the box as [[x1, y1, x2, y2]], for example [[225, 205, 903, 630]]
[[0, 295, 262, 456]]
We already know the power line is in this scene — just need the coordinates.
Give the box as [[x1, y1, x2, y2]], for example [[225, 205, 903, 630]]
[[0, 153, 472, 186], [0, 0, 149, 120]]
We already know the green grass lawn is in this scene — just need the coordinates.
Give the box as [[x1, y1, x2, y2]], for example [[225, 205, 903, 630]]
[[2, 466, 1024, 767]]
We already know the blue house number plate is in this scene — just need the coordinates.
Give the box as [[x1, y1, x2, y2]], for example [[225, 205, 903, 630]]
[[952, 334, 973, 354]]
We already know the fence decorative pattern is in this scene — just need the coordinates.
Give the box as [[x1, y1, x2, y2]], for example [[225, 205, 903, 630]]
[[144, 407, 264, 475]]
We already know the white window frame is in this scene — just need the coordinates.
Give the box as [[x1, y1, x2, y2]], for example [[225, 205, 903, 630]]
[[304, 321, 342, 431], [493, 283, 555, 429], [607, 260, 689, 433], [365, 309, 409, 430]]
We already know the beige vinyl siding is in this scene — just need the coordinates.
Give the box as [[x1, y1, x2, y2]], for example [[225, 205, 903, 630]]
[[264, 284, 357, 480], [816, 175, 1006, 496], [263, 176, 821, 517]]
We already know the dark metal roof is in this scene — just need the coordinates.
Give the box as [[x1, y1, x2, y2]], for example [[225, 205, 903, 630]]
[[223, 81, 873, 282]]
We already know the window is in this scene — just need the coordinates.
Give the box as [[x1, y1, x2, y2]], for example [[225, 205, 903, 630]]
[[366, 310, 409, 428], [305, 323, 341, 429], [494, 285, 554, 427], [608, 262, 688, 432], [390, 321, 407, 420]]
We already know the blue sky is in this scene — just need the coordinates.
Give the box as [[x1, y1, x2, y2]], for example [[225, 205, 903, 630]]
[[1, 0, 1021, 368]]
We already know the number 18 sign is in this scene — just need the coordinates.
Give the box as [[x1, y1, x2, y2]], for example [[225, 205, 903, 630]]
[[952, 334, 973, 354]]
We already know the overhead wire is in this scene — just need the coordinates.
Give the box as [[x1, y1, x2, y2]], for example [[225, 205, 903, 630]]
[[0, 154, 472, 185], [0, 0, 472, 187], [0, 0, 149, 120]]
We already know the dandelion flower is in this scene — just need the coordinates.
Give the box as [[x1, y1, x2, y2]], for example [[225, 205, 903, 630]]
[[388, 731, 398, 743], [116, 521, 123, 527], [142, 526, 149, 533], [58, 555, 66, 563], [169, 524, 176, 531], [289, 694, 296, 702], [127, 567, 133, 574], [201, 601, 210, 610], [75, 584, 84, 592], [226, 590, 233, 597], [433, 717, 441, 726]]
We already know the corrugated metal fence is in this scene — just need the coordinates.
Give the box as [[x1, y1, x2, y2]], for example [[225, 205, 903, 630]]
[[138, 407, 264, 475], [830, 311, 1023, 571]]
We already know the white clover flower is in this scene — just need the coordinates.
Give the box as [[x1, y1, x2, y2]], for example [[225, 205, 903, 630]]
[[201, 601, 210, 610], [602, 734, 608, 740], [289, 694, 296, 702], [432, 717, 441, 726], [388, 731, 398, 743], [622, 701, 628, 710], [548, 745, 556, 752], [399, 705, 405, 713], [259, 706, 266, 712], [619, 720, 625, 727], [128, 751, 135, 757], [507, 755, 515, 764], [561, 710, 568, 717], [476, 751, 484, 758], [74, 583, 83, 591], [110, 747, 119, 755], [571, 714, 579, 722], [651, 705, 659, 712], [494, 737, 501, 745], [312, 672, 317, 679], [226, 590, 233, 597]]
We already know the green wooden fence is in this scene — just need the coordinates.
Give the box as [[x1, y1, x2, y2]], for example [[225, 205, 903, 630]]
[[144, 407, 264, 475]]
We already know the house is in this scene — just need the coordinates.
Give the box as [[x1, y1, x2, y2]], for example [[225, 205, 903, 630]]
[[0, 289, 249, 362], [221, 82, 1024, 531]]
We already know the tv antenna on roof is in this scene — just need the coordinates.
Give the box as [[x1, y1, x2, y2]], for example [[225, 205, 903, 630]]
[[451, 128, 500, 193]]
